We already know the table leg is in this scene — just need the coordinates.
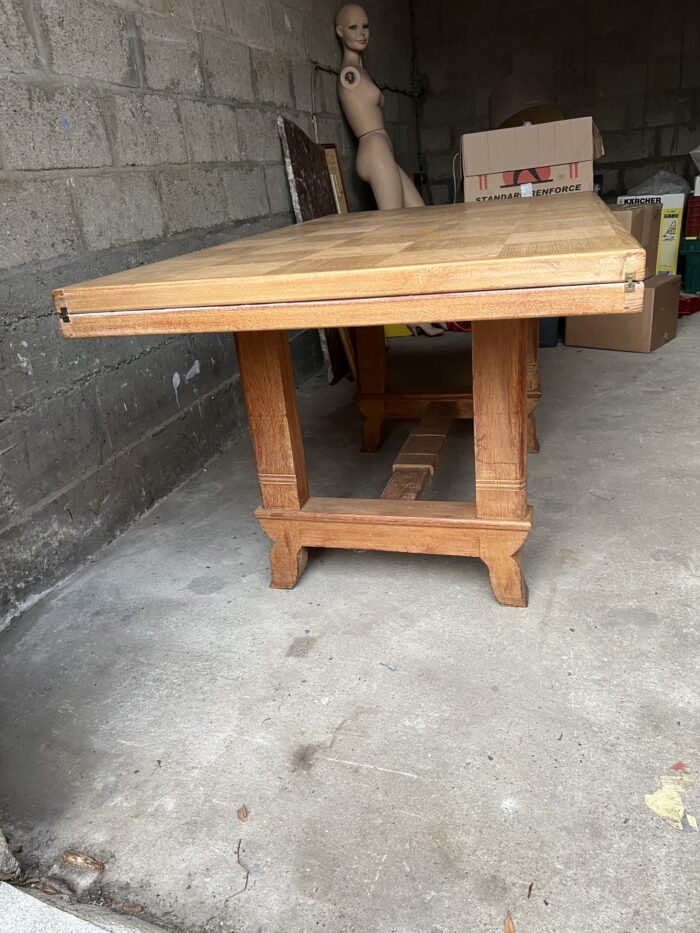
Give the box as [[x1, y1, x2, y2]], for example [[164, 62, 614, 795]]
[[354, 325, 387, 451], [235, 331, 309, 588], [527, 318, 542, 454], [472, 318, 529, 607]]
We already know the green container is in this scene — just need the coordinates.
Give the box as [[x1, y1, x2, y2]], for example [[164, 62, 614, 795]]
[[680, 238, 700, 294]]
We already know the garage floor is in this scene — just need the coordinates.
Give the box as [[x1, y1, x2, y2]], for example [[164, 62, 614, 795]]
[[1, 321, 699, 933]]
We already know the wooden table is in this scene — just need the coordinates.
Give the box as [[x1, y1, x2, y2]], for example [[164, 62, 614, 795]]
[[54, 192, 644, 606]]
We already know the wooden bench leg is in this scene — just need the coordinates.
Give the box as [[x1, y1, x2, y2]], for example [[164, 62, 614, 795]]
[[472, 318, 529, 607], [235, 330, 309, 588]]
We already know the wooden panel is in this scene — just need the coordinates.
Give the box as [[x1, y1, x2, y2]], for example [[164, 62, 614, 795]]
[[55, 193, 645, 319], [277, 117, 351, 385], [277, 117, 337, 223], [57, 281, 643, 338], [322, 144, 349, 214]]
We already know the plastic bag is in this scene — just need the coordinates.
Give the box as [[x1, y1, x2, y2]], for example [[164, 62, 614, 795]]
[[628, 170, 691, 196], [690, 144, 700, 173]]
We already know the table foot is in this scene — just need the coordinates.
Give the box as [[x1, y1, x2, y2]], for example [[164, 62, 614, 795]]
[[527, 414, 540, 454], [360, 410, 384, 452], [269, 538, 308, 589], [480, 544, 529, 607]]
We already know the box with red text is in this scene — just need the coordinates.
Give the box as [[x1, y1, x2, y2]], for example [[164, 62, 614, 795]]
[[461, 117, 603, 203]]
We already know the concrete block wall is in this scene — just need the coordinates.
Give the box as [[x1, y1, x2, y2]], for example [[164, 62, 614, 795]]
[[414, 0, 700, 202], [0, 0, 417, 624]]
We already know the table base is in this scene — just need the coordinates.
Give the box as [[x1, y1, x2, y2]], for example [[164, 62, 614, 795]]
[[353, 322, 542, 454], [257, 498, 531, 607], [235, 317, 531, 609]]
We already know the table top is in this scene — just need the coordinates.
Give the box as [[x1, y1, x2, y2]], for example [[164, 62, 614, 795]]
[[55, 192, 646, 334]]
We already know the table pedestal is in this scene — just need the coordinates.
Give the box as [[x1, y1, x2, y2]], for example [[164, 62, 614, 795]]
[[354, 319, 542, 456], [236, 318, 532, 608]]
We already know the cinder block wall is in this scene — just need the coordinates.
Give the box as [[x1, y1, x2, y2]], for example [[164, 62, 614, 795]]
[[0, 0, 417, 624], [414, 0, 699, 202]]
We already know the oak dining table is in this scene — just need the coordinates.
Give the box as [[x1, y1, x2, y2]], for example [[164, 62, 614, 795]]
[[53, 192, 645, 607]]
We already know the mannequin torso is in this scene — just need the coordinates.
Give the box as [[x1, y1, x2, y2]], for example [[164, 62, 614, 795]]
[[338, 66, 385, 138]]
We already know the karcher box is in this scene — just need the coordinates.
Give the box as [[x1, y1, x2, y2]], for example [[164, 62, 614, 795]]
[[616, 193, 685, 275], [461, 117, 603, 203]]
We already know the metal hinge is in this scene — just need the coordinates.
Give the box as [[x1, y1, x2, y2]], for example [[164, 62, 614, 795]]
[[624, 273, 636, 293], [58, 305, 70, 323]]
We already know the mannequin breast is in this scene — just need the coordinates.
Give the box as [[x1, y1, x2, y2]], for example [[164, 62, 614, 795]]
[[338, 69, 386, 138]]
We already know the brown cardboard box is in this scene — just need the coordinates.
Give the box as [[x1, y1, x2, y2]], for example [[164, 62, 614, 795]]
[[610, 203, 661, 279], [461, 117, 603, 203], [564, 275, 680, 353]]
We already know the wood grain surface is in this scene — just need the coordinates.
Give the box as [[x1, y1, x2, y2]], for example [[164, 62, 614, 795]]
[[55, 193, 646, 331]]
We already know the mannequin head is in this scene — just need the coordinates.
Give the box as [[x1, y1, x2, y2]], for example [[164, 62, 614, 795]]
[[335, 4, 370, 53]]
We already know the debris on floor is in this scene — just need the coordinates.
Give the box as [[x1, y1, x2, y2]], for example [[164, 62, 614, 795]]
[[0, 830, 20, 880], [237, 804, 249, 822], [114, 901, 145, 915], [645, 767, 698, 832], [42, 849, 106, 897], [504, 911, 516, 932], [224, 840, 249, 902]]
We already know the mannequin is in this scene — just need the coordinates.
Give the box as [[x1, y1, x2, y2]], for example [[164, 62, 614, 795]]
[[335, 4, 424, 210], [335, 4, 443, 343]]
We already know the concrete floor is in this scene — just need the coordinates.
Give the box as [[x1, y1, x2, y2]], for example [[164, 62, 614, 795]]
[[1, 321, 700, 933]]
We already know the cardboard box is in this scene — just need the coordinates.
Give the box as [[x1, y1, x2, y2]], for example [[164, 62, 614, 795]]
[[461, 117, 604, 203], [616, 194, 685, 275], [609, 203, 661, 279], [564, 275, 680, 353]]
